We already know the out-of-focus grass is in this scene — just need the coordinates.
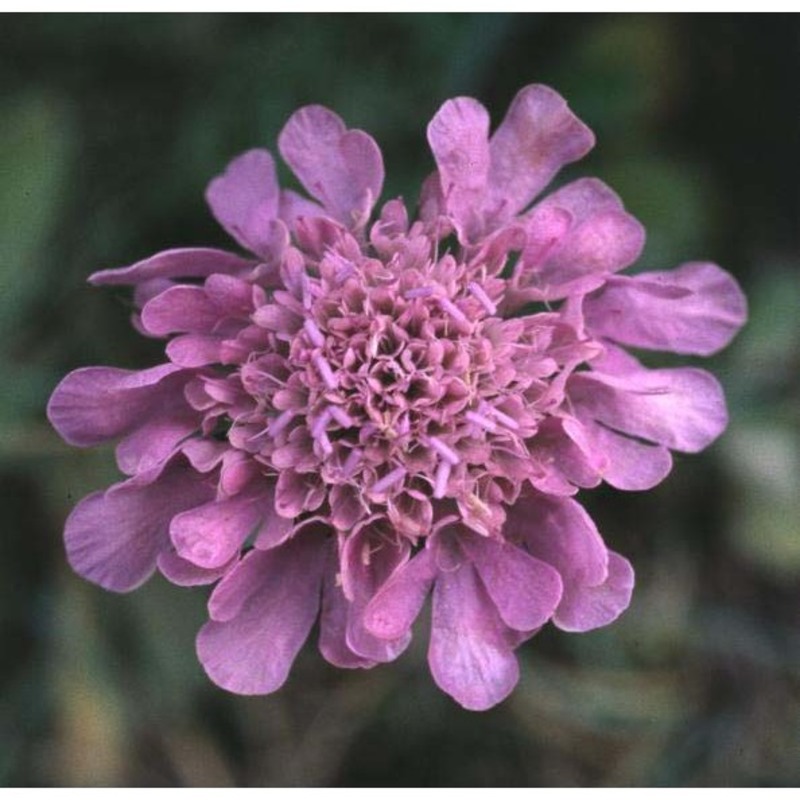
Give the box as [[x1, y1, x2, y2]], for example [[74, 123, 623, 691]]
[[1, 13, 798, 787]]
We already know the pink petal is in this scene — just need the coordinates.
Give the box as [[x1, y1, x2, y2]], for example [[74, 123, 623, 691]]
[[197, 532, 327, 694], [205, 149, 280, 257], [330, 483, 367, 531], [181, 438, 227, 473], [506, 494, 633, 632], [115, 409, 199, 475], [487, 84, 595, 221], [553, 551, 634, 633], [166, 334, 223, 368], [251, 303, 303, 335], [363, 547, 436, 641], [292, 215, 355, 260], [170, 489, 270, 569], [319, 545, 376, 669], [583, 261, 748, 356], [462, 534, 563, 632], [47, 363, 185, 447], [468, 224, 528, 280], [587, 339, 644, 376], [516, 204, 572, 273], [278, 105, 384, 229], [580, 413, 674, 491], [511, 177, 643, 302], [532, 209, 645, 299], [278, 188, 326, 229], [218, 453, 259, 497], [274, 469, 325, 519], [428, 561, 519, 711], [417, 171, 448, 229], [157, 549, 235, 586], [534, 177, 624, 223], [426, 96, 490, 239], [271, 429, 316, 471], [64, 462, 214, 592], [340, 527, 412, 663], [206, 542, 269, 623], [206, 272, 259, 313], [252, 484, 294, 551], [130, 273, 170, 301], [528, 416, 605, 492], [140, 286, 222, 336], [568, 366, 729, 453], [89, 247, 254, 286], [507, 494, 609, 590]]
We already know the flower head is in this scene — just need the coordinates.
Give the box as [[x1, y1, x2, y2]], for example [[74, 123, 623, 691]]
[[48, 85, 746, 710]]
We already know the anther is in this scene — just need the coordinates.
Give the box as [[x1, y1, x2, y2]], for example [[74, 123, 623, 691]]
[[304, 319, 325, 348], [405, 286, 435, 299], [465, 410, 498, 433], [328, 406, 355, 428], [317, 430, 333, 456], [433, 461, 451, 499], [488, 406, 520, 431], [468, 282, 497, 315], [426, 435, 460, 465], [371, 466, 406, 494], [438, 297, 469, 325], [301, 273, 314, 310], [329, 406, 354, 427], [269, 409, 296, 437], [311, 407, 333, 438], [313, 353, 338, 390], [342, 448, 363, 477]]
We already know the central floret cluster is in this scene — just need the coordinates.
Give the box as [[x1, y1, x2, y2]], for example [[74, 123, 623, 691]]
[[219, 218, 587, 542], [47, 85, 746, 710]]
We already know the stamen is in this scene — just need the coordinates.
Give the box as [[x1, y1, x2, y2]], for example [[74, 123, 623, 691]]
[[303, 319, 325, 348], [468, 281, 497, 315], [371, 466, 406, 494], [433, 461, 451, 499], [426, 435, 460, 465], [269, 409, 296, 437], [301, 273, 313, 310], [311, 407, 333, 438], [405, 285, 434, 299], [317, 430, 333, 456], [465, 410, 498, 433], [488, 406, 520, 431], [329, 406, 354, 427], [342, 447, 363, 477], [438, 297, 469, 325], [313, 353, 338, 390]]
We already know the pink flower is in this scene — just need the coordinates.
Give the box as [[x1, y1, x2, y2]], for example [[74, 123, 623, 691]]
[[47, 84, 746, 710]]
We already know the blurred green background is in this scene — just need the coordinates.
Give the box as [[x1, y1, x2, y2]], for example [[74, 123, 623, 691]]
[[1, 13, 799, 787]]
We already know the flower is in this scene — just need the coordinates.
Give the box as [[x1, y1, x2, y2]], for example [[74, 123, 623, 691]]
[[47, 84, 747, 710]]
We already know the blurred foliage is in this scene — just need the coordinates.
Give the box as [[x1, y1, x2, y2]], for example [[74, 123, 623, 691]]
[[1, 13, 799, 787]]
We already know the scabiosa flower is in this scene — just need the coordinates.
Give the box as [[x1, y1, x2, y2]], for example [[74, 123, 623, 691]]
[[48, 84, 746, 710]]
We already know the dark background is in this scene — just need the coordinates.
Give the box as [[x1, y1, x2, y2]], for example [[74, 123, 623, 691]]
[[1, 13, 799, 787]]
